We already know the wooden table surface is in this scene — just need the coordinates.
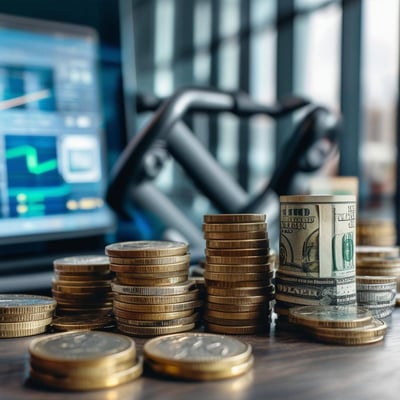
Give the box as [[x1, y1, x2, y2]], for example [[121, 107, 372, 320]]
[[1, 310, 400, 400]]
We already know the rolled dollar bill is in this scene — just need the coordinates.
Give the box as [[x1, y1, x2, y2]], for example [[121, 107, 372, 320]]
[[279, 195, 356, 279]]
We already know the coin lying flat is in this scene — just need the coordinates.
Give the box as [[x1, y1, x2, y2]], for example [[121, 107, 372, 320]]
[[29, 330, 136, 369], [30, 357, 143, 390], [204, 230, 267, 240], [206, 238, 269, 249], [307, 319, 387, 345], [111, 280, 195, 296], [146, 355, 254, 380], [204, 214, 266, 224], [53, 255, 110, 272], [113, 290, 199, 305], [51, 315, 115, 331], [144, 332, 251, 365], [356, 246, 400, 258], [288, 305, 373, 329], [202, 222, 267, 233], [144, 332, 253, 379], [0, 294, 56, 314], [105, 241, 189, 257]]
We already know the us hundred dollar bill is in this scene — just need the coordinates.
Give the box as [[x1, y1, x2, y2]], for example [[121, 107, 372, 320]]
[[279, 195, 356, 279]]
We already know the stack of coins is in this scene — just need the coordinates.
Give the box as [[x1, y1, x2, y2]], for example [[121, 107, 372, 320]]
[[107, 241, 201, 337], [276, 195, 357, 322], [357, 218, 396, 246], [356, 276, 397, 319], [144, 332, 253, 380], [288, 305, 387, 345], [29, 330, 142, 390], [356, 246, 400, 306], [52, 255, 113, 318], [0, 294, 55, 338], [202, 214, 274, 335]]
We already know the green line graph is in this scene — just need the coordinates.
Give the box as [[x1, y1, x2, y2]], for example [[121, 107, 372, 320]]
[[6, 145, 57, 174]]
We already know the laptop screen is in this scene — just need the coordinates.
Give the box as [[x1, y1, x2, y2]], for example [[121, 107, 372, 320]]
[[0, 14, 114, 246]]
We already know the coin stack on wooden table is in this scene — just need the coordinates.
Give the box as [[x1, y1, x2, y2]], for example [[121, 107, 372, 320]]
[[202, 214, 274, 335], [356, 245, 400, 310], [288, 305, 388, 345], [144, 332, 254, 380], [29, 330, 142, 390], [51, 255, 114, 325], [357, 218, 396, 246], [0, 294, 55, 338], [107, 240, 201, 337]]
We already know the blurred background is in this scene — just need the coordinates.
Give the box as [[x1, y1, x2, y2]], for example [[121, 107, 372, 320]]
[[0, 0, 399, 290]]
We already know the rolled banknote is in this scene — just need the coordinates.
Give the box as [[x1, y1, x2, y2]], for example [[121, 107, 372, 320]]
[[279, 195, 356, 278]]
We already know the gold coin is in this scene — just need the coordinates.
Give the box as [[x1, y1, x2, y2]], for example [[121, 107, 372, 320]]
[[115, 270, 187, 279], [51, 315, 115, 331], [356, 246, 399, 258], [0, 317, 52, 331], [109, 254, 190, 266], [357, 256, 400, 268], [144, 332, 252, 368], [206, 301, 269, 313], [206, 255, 269, 265], [53, 255, 110, 272], [288, 305, 373, 329], [205, 263, 273, 273], [52, 282, 111, 294], [105, 240, 189, 257], [54, 264, 110, 274], [205, 248, 268, 257], [111, 280, 195, 295], [54, 272, 113, 282], [205, 322, 269, 335], [146, 354, 254, 380], [356, 267, 400, 276], [118, 322, 195, 337], [115, 313, 198, 327], [204, 214, 266, 224], [207, 294, 270, 305], [0, 294, 56, 315], [110, 261, 189, 273], [0, 310, 53, 322], [309, 318, 387, 338], [113, 308, 194, 321], [29, 330, 136, 368], [205, 278, 272, 289], [204, 270, 272, 282], [0, 325, 48, 338], [56, 306, 113, 315], [204, 315, 270, 327], [115, 274, 188, 286], [54, 297, 113, 307], [311, 333, 385, 345], [202, 222, 266, 233], [207, 285, 274, 297], [113, 299, 201, 313], [204, 230, 267, 240], [356, 275, 397, 285], [206, 238, 269, 249], [113, 290, 199, 305], [52, 289, 113, 300], [204, 309, 267, 321], [53, 278, 112, 287], [29, 357, 143, 390]]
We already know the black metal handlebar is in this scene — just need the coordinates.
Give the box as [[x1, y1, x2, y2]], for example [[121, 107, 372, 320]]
[[106, 86, 310, 219]]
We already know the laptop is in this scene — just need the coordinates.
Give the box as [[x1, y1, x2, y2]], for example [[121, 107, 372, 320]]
[[0, 14, 115, 292]]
